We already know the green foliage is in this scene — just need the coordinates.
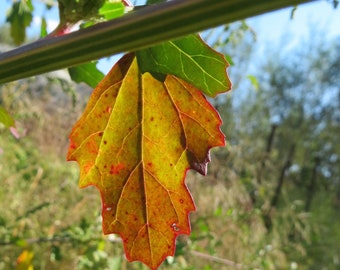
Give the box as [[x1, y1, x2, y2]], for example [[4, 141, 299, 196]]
[[136, 35, 231, 97], [99, 2, 125, 20], [40, 17, 48, 38], [68, 62, 104, 88], [6, 0, 33, 45], [0, 106, 15, 128]]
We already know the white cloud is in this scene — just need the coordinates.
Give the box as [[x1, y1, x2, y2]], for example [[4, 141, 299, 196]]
[[32, 15, 59, 33]]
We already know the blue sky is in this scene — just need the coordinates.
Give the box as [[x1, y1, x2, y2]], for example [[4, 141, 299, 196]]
[[0, 1, 339, 73]]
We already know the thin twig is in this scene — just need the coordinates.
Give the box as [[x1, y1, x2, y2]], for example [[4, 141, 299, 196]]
[[190, 250, 243, 268]]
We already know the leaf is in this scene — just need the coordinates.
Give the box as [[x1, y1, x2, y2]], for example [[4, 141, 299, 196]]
[[0, 104, 20, 139], [247, 75, 259, 91], [40, 17, 48, 38], [68, 62, 104, 88], [67, 53, 225, 269], [6, 1, 33, 45], [16, 250, 34, 270], [136, 34, 231, 97], [0, 106, 15, 128], [99, 2, 125, 20]]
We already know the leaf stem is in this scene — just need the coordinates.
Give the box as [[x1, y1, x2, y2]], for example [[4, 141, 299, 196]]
[[0, 0, 313, 83]]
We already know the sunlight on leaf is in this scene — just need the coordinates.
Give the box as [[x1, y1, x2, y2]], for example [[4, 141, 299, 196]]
[[137, 34, 231, 97], [99, 2, 125, 20], [67, 53, 225, 269]]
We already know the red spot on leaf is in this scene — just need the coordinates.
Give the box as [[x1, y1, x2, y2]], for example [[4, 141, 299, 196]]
[[69, 141, 76, 150], [110, 163, 125, 175], [84, 162, 94, 174]]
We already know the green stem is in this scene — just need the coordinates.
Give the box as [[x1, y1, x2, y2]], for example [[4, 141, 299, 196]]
[[0, 0, 314, 83]]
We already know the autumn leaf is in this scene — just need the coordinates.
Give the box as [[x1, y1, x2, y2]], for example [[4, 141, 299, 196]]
[[67, 53, 225, 269], [16, 250, 34, 270]]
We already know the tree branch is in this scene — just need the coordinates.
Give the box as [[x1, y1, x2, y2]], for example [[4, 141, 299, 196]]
[[0, 0, 313, 83]]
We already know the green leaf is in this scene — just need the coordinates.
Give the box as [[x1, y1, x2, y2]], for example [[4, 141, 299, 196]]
[[0, 106, 15, 128], [40, 17, 48, 38], [225, 54, 234, 66], [68, 62, 104, 88], [99, 2, 125, 20], [136, 35, 231, 97], [6, 1, 33, 45], [247, 75, 259, 91]]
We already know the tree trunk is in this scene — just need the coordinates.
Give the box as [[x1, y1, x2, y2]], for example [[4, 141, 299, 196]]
[[304, 157, 320, 212], [263, 144, 295, 231], [257, 124, 278, 184]]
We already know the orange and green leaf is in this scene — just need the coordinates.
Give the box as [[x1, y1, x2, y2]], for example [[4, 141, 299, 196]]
[[67, 53, 225, 269], [16, 250, 34, 270]]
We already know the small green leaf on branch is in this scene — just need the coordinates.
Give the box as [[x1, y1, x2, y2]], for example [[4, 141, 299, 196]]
[[137, 34, 231, 97], [99, 2, 125, 20], [69, 62, 104, 88], [40, 17, 48, 38]]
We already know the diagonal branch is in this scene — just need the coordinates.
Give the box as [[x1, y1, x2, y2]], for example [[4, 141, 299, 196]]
[[0, 0, 313, 83], [190, 250, 243, 268]]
